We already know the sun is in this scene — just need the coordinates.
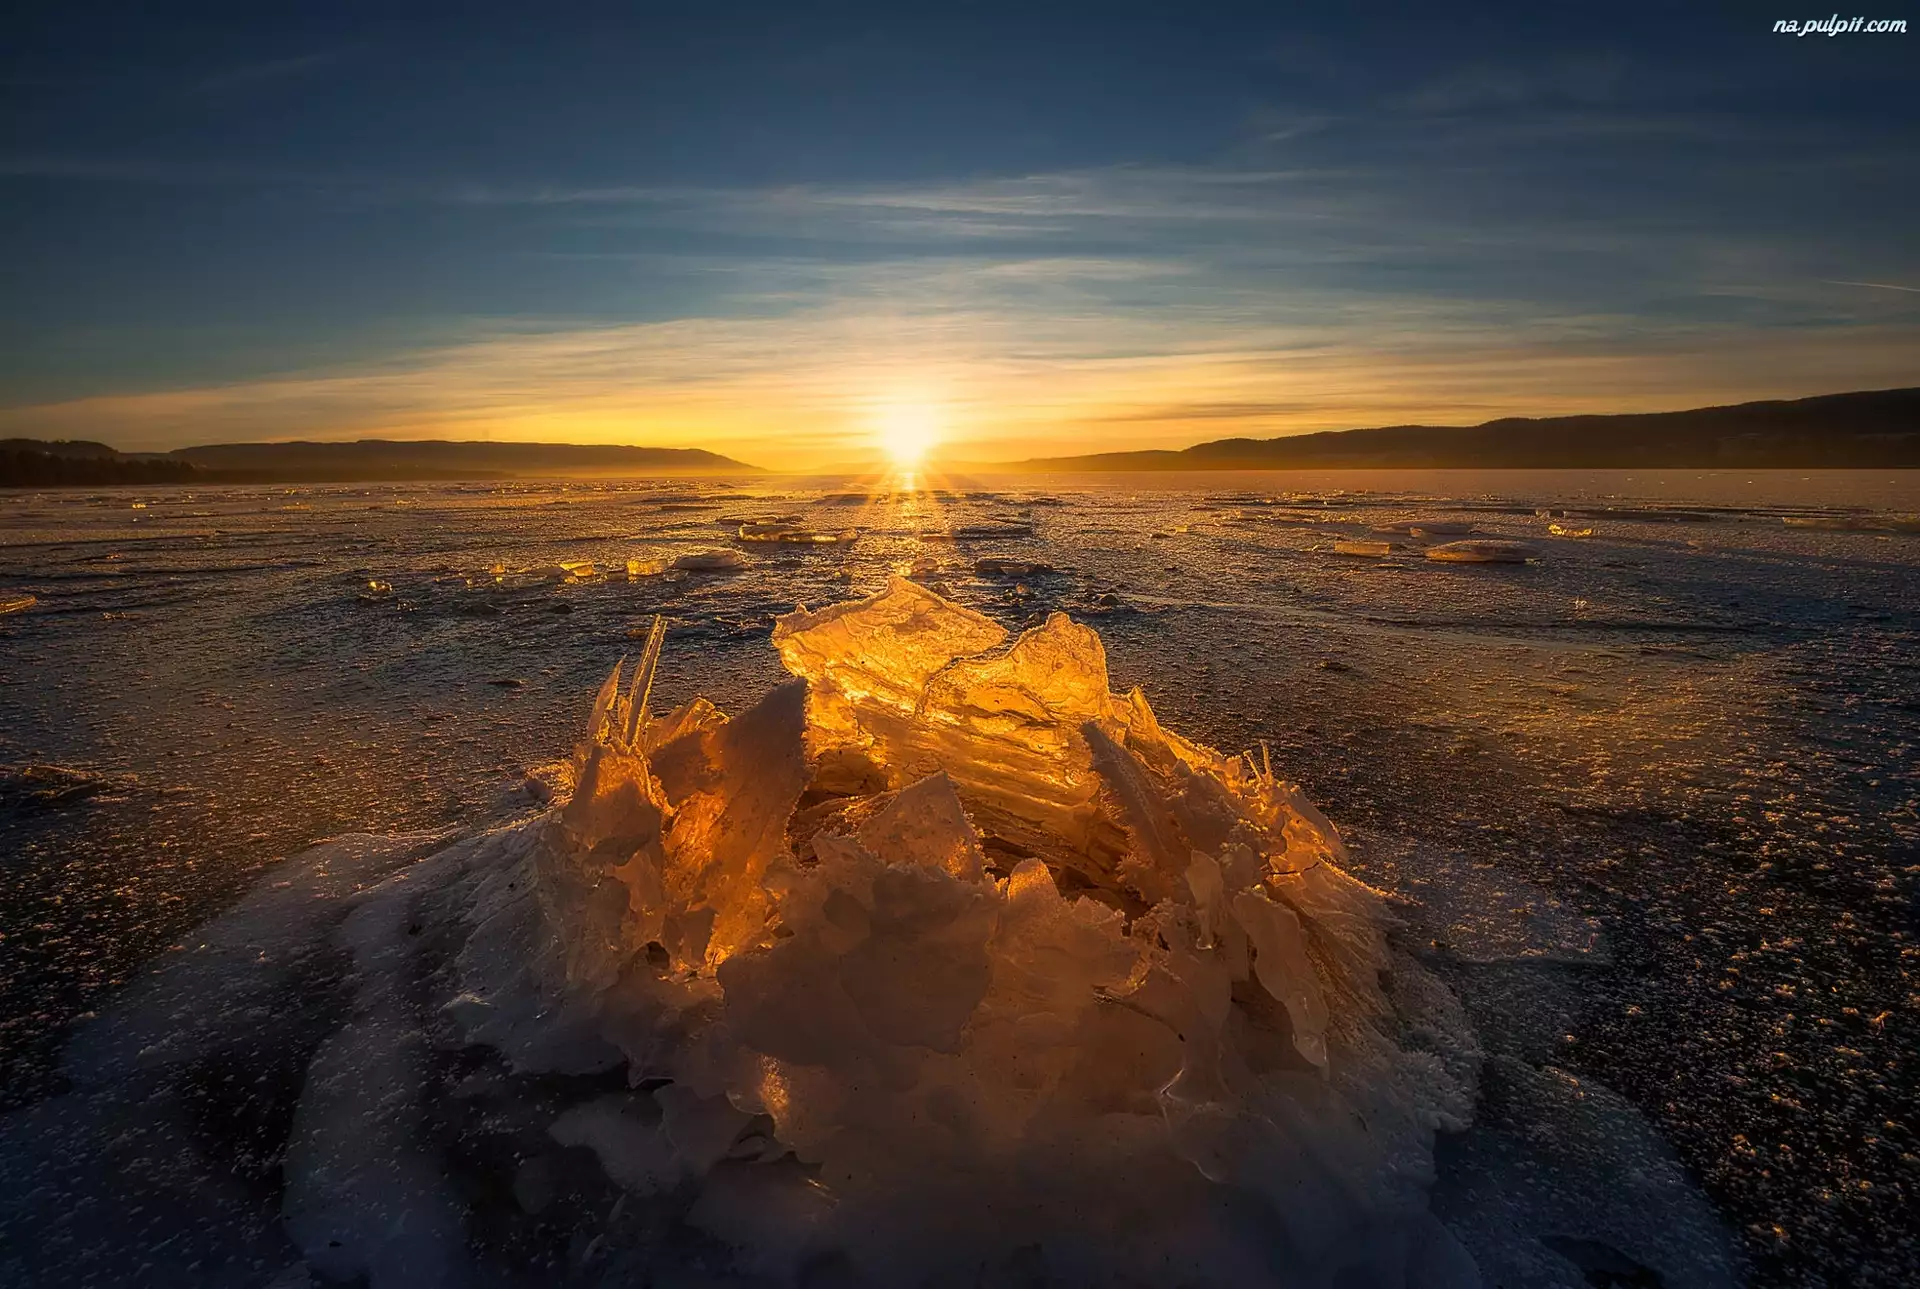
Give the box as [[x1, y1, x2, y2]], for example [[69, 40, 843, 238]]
[[874, 404, 941, 468]]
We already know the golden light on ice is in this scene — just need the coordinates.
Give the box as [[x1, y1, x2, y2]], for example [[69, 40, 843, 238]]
[[874, 402, 941, 467], [255, 580, 1484, 1285]]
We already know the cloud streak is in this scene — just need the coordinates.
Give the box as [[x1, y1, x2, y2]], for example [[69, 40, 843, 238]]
[[1824, 279, 1920, 295]]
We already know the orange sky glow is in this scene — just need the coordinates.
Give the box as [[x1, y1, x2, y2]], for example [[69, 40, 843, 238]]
[[6, 309, 1916, 471]]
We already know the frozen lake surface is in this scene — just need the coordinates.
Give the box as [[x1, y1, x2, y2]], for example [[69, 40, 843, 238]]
[[1, 469, 1915, 1288]]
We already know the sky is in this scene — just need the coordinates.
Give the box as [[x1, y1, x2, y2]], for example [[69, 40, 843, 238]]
[[2, 1, 1916, 470]]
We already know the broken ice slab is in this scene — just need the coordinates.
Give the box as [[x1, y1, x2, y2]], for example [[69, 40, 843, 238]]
[[853, 771, 987, 881], [671, 549, 749, 573], [0, 763, 123, 813], [900, 556, 943, 579], [1372, 520, 1475, 536], [1332, 540, 1393, 557], [1783, 513, 1917, 532], [387, 576, 1485, 1285], [626, 556, 667, 578], [528, 560, 601, 583], [1563, 506, 1712, 523], [0, 592, 35, 615], [973, 557, 1051, 577], [735, 524, 859, 545], [925, 523, 1037, 541], [716, 512, 803, 526], [772, 576, 1008, 720], [1426, 539, 1538, 563]]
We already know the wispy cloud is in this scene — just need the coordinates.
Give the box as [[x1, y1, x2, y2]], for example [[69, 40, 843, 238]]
[[4, 148, 1914, 464], [1824, 279, 1920, 295], [193, 49, 359, 94]]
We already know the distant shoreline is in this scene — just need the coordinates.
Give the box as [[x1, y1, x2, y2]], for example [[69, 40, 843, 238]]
[[963, 460, 1920, 474], [5, 387, 1917, 485], [9, 464, 1917, 489], [0, 438, 759, 488], [982, 387, 1920, 472]]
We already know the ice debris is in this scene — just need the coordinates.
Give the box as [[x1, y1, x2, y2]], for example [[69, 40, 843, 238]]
[[1783, 513, 1920, 533], [927, 521, 1037, 541], [670, 548, 749, 573], [736, 522, 858, 545], [973, 556, 1051, 577], [1425, 540, 1537, 564], [0, 763, 124, 815], [285, 579, 1482, 1286]]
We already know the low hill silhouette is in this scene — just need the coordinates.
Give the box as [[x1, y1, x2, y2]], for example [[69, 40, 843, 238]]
[[1, 438, 757, 486], [999, 387, 1920, 470]]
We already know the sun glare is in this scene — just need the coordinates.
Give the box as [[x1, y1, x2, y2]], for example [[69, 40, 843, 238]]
[[875, 404, 941, 467]]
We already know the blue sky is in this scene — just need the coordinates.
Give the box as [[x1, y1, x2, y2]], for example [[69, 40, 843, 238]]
[[2, 2, 1915, 466]]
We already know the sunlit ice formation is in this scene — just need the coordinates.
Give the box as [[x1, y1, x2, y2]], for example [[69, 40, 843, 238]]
[[309, 579, 1481, 1287]]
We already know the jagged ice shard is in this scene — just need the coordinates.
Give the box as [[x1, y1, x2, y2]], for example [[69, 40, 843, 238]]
[[302, 578, 1484, 1287]]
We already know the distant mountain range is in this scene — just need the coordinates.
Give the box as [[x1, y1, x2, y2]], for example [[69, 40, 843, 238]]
[[0, 438, 757, 486], [992, 387, 1920, 471]]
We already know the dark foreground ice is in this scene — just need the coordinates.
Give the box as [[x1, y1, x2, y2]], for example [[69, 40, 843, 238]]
[[0, 469, 1915, 1288]]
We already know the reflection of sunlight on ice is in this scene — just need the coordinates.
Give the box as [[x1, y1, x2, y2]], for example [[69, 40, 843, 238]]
[[841, 462, 961, 543]]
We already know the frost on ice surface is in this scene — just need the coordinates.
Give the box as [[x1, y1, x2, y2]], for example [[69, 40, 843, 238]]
[[390, 577, 1484, 1285]]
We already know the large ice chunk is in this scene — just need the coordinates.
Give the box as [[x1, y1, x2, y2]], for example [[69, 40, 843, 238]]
[[298, 582, 1482, 1286]]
